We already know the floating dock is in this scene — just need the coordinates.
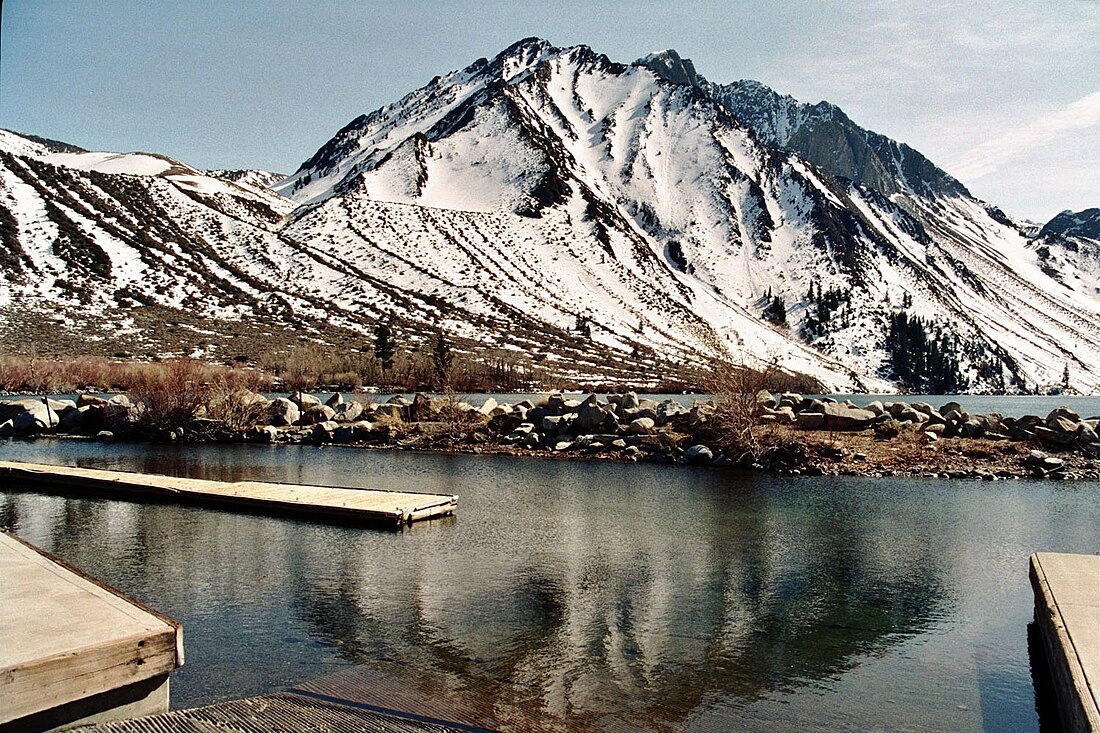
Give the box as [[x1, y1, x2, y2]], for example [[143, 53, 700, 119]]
[[0, 460, 458, 528], [0, 532, 183, 732], [1030, 552, 1099, 733], [69, 662, 582, 732]]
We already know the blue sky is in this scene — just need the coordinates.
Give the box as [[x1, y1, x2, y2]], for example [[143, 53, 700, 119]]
[[2, 0, 1096, 221]]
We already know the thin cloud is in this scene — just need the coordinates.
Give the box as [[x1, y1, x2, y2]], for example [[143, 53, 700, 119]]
[[949, 91, 1100, 180]]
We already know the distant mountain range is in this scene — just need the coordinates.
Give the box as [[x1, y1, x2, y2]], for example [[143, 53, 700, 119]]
[[1, 38, 1097, 392]]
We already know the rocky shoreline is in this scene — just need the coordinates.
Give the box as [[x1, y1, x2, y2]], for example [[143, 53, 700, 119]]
[[1, 391, 1097, 481]]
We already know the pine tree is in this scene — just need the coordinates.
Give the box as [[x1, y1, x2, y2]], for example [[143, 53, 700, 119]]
[[372, 316, 397, 381], [431, 329, 454, 390]]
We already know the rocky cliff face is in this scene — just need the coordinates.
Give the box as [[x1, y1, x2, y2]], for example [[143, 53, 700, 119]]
[[1, 40, 1097, 392]]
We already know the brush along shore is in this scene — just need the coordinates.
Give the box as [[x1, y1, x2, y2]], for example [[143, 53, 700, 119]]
[[1, 391, 1097, 480]]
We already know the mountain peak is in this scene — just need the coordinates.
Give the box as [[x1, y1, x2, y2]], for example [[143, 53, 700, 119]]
[[634, 49, 704, 89]]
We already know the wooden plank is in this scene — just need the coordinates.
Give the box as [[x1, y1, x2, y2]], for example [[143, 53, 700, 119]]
[[0, 460, 458, 528], [0, 533, 182, 725], [1030, 552, 1100, 733]]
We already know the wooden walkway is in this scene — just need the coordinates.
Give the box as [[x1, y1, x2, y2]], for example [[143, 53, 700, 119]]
[[1030, 552, 1099, 733], [0, 532, 183, 730], [0, 460, 457, 528], [69, 661, 650, 733]]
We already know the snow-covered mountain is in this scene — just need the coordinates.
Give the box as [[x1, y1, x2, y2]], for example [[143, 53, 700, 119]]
[[2, 39, 1098, 392]]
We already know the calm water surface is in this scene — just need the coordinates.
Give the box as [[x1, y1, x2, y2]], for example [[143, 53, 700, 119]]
[[1, 439, 1096, 732]]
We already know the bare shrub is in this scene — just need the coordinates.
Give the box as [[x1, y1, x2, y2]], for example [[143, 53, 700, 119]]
[[129, 358, 215, 431], [707, 359, 783, 463]]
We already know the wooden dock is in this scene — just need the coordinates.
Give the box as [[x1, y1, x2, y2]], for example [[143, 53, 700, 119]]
[[1030, 552, 1099, 733], [0, 532, 184, 731], [0, 460, 457, 528]]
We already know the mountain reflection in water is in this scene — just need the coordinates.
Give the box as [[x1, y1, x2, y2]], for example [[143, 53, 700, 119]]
[[0, 440, 1095, 732]]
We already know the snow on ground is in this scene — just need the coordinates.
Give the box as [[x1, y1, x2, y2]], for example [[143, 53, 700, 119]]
[[41, 151, 189, 177]]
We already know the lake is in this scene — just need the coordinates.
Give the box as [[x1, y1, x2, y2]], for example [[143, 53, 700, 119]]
[[1, 438, 1096, 731]]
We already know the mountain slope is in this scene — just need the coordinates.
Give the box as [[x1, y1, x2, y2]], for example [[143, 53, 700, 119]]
[[2, 39, 1097, 393], [273, 39, 1099, 392]]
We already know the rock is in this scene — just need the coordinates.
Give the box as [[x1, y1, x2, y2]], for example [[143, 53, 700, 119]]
[[77, 394, 109, 408], [774, 406, 796, 425], [620, 392, 640, 410], [324, 392, 344, 407], [923, 431, 939, 443], [1034, 456, 1065, 474], [545, 393, 566, 414], [478, 397, 498, 415], [756, 390, 777, 409], [897, 407, 927, 424], [373, 403, 405, 420], [387, 394, 412, 406], [797, 412, 825, 430], [300, 404, 336, 426], [333, 422, 374, 443], [543, 415, 570, 435], [247, 425, 279, 443], [939, 401, 965, 417], [910, 402, 939, 418], [12, 401, 60, 433], [960, 419, 984, 438], [506, 423, 535, 443], [0, 420, 14, 437], [610, 438, 627, 450], [574, 396, 614, 432], [924, 423, 946, 435], [333, 401, 364, 423], [293, 392, 322, 409], [778, 392, 802, 409], [552, 440, 573, 452], [1077, 422, 1098, 444], [1034, 425, 1076, 446], [656, 400, 687, 425], [629, 417, 656, 434], [1046, 406, 1081, 424], [1047, 415, 1080, 434], [59, 405, 104, 434], [311, 421, 338, 442], [410, 393, 433, 421], [269, 397, 300, 427], [107, 394, 134, 408], [821, 402, 876, 431], [865, 400, 885, 416], [95, 430, 114, 440], [684, 445, 713, 465]]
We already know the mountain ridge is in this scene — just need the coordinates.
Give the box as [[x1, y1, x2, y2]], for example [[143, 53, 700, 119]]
[[1, 39, 1097, 393]]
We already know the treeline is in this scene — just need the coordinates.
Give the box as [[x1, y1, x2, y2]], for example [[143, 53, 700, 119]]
[[800, 282, 855, 339], [885, 311, 966, 393]]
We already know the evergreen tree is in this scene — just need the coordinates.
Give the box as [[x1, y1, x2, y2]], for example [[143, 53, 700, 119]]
[[431, 329, 454, 389], [372, 316, 397, 381]]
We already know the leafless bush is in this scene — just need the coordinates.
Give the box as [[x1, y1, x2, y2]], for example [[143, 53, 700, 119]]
[[128, 358, 215, 430]]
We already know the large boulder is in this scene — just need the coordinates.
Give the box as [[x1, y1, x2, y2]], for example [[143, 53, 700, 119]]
[[333, 400, 364, 423], [410, 393, 434, 422], [373, 403, 405, 421], [58, 405, 104, 435], [821, 403, 876, 431], [478, 397, 499, 416], [629, 417, 656, 435], [300, 404, 336, 426], [573, 397, 615, 433], [656, 400, 687, 425], [292, 392, 322, 409], [1046, 406, 1081, 424], [324, 392, 344, 407], [12, 400, 61, 433], [269, 398, 300, 427]]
